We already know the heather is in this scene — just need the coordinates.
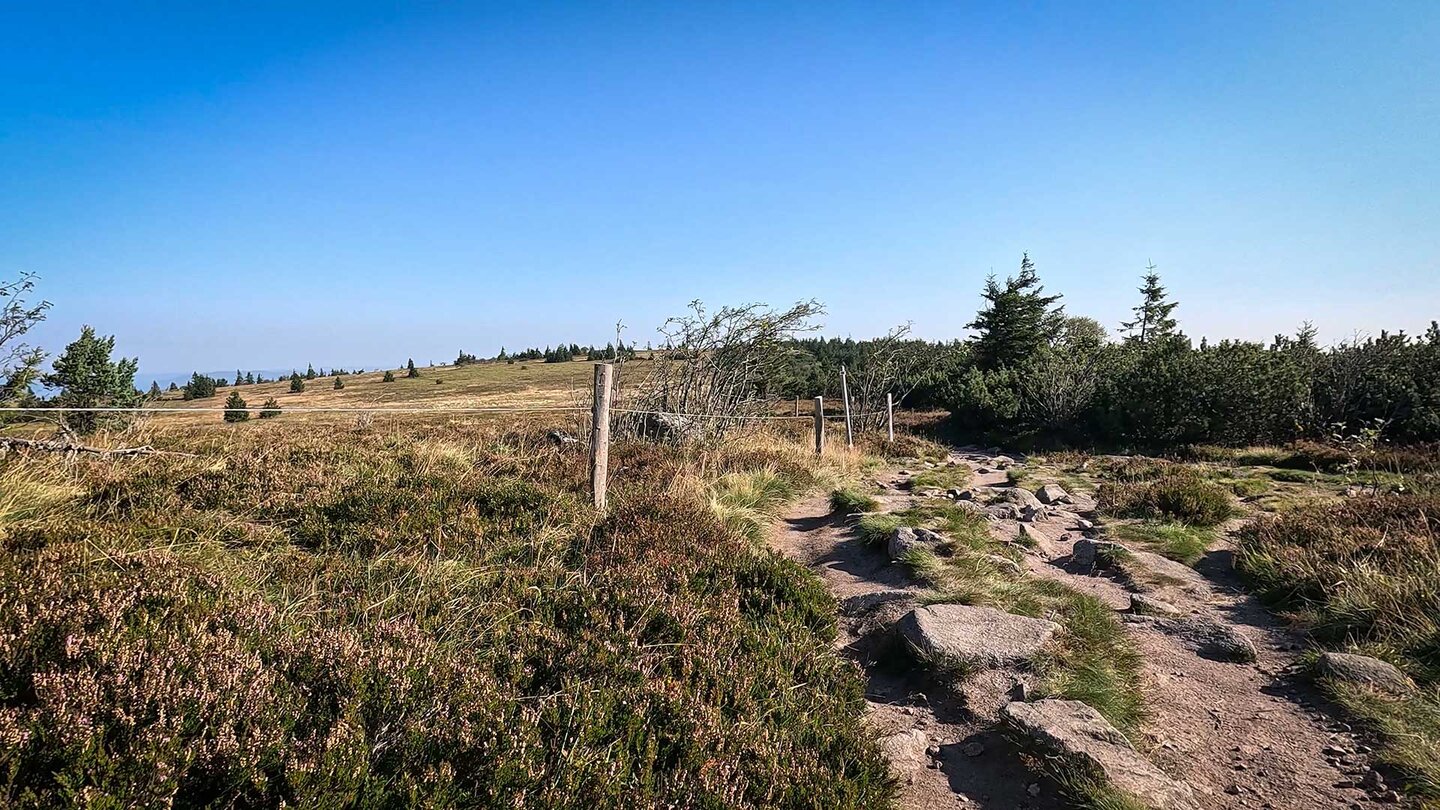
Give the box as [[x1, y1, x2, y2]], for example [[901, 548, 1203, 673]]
[[0, 418, 891, 808]]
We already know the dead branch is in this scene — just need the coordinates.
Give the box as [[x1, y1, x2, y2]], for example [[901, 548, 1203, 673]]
[[0, 436, 196, 457]]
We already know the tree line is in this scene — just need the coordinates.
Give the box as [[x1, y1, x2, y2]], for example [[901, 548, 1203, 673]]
[[776, 255, 1439, 449], [4, 266, 1436, 447]]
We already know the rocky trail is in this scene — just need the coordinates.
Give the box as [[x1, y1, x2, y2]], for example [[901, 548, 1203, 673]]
[[770, 448, 1413, 809]]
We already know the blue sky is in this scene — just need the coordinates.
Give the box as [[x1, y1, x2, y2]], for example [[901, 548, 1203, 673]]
[[2, 1, 1436, 378]]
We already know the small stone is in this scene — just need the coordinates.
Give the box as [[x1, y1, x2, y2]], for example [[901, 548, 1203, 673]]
[[1225, 784, 1243, 795], [1027, 783, 1041, 797]]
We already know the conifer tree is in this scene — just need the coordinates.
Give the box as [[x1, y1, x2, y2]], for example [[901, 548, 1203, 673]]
[[1120, 263, 1180, 343], [148, 381, 162, 399], [382, 369, 395, 382], [305, 364, 317, 380], [290, 373, 305, 393], [259, 398, 282, 418], [235, 369, 243, 386], [223, 390, 249, 422], [967, 253, 1065, 370], [244, 371, 255, 385], [406, 358, 419, 378], [42, 326, 141, 434], [333, 376, 344, 390], [168, 381, 179, 391]]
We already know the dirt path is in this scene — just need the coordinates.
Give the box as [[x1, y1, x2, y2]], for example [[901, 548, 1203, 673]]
[[771, 448, 1403, 810]]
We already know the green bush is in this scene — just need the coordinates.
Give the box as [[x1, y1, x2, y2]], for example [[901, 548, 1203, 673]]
[[1097, 470, 1233, 527]]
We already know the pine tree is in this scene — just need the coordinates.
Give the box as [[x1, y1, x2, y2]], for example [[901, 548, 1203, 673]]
[[406, 358, 419, 378], [223, 390, 249, 422], [148, 381, 162, 399], [382, 369, 395, 382], [234, 369, 243, 386], [966, 253, 1065, 370], [168, 381, 179, 391], [333, 376, 344, 390], [305, 364, 317, 380], [43, 326, 140, 434], [259, 397, 282, 418], [244, 371, 255, 385], [290, 373, 305, 393], [1120, 263, 1179, 343]]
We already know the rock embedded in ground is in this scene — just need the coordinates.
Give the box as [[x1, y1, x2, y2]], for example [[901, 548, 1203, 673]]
[[889, 527, 939, 560], [1142, 616, 1258, 663], [986, 503, 1022, 521], [897, 604, 1061, 671], [994, 487, 1042, 509], [1315, 652, 1417, 697], [1034, 483, 1070, 504], [991, 455, 1015, 468], [840, 589, 918, 617], [875, 728, 930, 771], [1001, 699, 1199, 810], [1071, 538, 1126, 568], [1127, 593, 1183, 618]]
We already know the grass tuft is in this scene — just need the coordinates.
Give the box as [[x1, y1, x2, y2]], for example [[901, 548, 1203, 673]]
[[830, 486, 880, 515]]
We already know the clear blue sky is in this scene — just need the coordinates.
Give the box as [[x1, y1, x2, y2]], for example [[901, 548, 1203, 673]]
[[2, 1, 1436, 378]]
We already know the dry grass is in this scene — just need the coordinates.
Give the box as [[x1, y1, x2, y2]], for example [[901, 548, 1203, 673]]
[[1237, 495, 1440, 805]]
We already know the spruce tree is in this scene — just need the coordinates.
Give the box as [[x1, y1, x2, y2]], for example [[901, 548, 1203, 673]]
[[259, 398, 282, 418], [333, 376, 344, 390], [1120, 263, 1180, 343], [148, 381, 162, 399], [234, 369, 243, 386], [383, 369, 395, 382], [966, 253, 1065, 370], [290, 373, 305, 393], [223, 390, 249, 422], [168, 381, 179, 391], [305, 364, 317, 380], [406, 358, 419, 378], [245, 371, 255, 385]]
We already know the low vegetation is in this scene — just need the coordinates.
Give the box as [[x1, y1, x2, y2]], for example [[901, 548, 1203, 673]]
[[1104, 521, 1214, 566], [1237, 496, 1440, 803], [830, 486, 880, 515], [0, 420, 892, 807], [1096, 469, 1234, 527]]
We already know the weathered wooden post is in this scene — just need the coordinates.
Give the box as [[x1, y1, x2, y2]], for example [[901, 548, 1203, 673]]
[[591, 362, 613, 510], [886, 392, 895, 442], [813, 396, 825, 456], [840, 365, 854, 448]]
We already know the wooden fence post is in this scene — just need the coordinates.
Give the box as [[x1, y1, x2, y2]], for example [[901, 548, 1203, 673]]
[[886, 392, 894, 442], [840, 365, 854, 448], [813, 396, 825, 456], [591, 363, 613, 510]]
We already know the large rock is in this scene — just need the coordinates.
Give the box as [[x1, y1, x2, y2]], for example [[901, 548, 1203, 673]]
[[1002, 699, 1199, 810], [1315, 652, 1416, 697], [1035, 483, 1070, 504], [994, 487, 1042, 509], [897, 604, 1060, 671]]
